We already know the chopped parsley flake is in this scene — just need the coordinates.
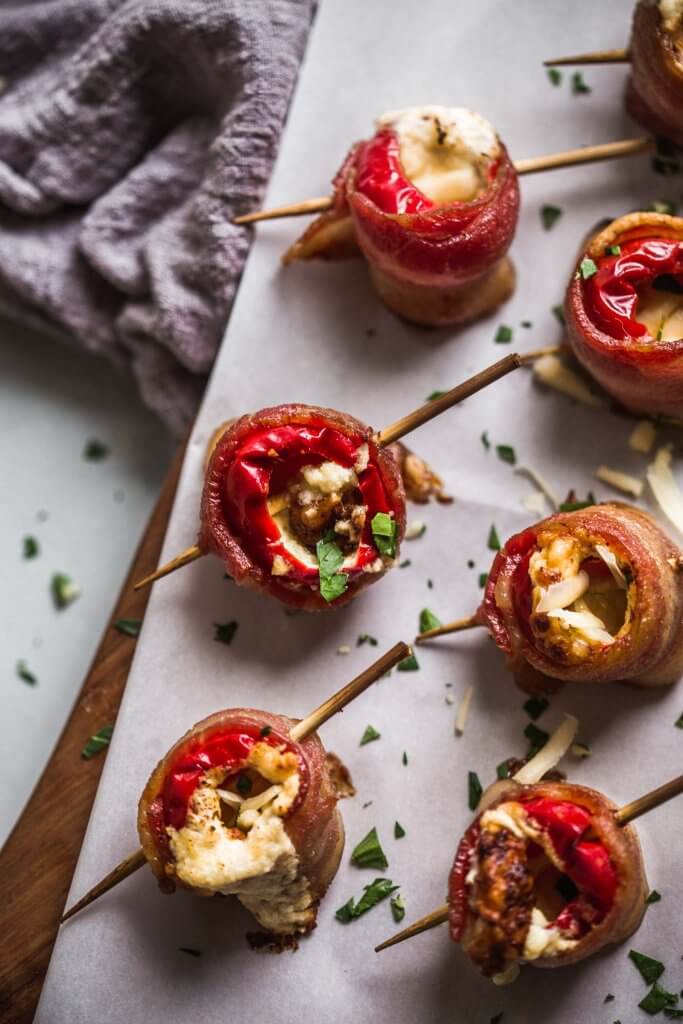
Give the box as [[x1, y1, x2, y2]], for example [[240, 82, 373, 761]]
[[481, 430, 491, 450], [629, 949, 665, 985], [604, 994, 615, 1004], [51, 573, 80, 610], [579, 257, 598, 280], [394, 821, 406, 839], [22, 536, 39, 559], [523, 695, 549, 720], [521, 320, 533, 329], [397, 652, 419, 672], [571, 71, 591, 95], [83, 439, 110, 461], [16, 660, 37, 686], [496, 758, 513, 780], [316, 537, 349, 602], [524, 722, 550, 757], [81, 724, 114, 759], [606, 244, 622, 256], [402, 751, 408, 766], [495, 324, 513, 344], [487, 525, 501, 551], [646, 890, 662, 905], [547, 68, 562, 86], [639, 981, 679, 1015], [114, 618, 141, 638], [467, 559, 475, 569], [399, 559, 411, 568], [360, 724, 381, 746], [541, 205, 563, 230], [357, 633, 378, 647], [214, 620, 238, 645], [178, 947, 201, 957], [496, 444, 516, 466], [478, 573, 488, 588], [419, 608, 441, 633], [675, 712, 683, 729], [260, 726, 272, 738], [468, 770, 482, 811], [647, 199, 677, 215], [552, 304, 565, 325], [427, 390, 447, 401], [335, 878, 398, 922], [371, 512, 398, 559], [390, 893, 406, 923], [351, 827, 389, 870]]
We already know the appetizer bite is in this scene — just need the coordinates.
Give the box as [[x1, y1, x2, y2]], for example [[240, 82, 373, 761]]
[[284, 106, 520, 327], [449, 779, 646, 980], [565, 212, 683, 419], [627, 0, 683, 146], [419, 502, 683, 688]]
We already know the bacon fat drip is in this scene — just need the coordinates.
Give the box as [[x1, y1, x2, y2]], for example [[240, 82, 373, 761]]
[[284, 106, 520, 327], [138, 710, 344, 935], [479, 502, 683, 687], [626, 0, 683, 145], [199, 404, 406, 610], [448, 780, 647, 980], [565, 211, 683, 418]]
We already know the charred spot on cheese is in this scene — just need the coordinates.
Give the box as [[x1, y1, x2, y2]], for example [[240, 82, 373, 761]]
[[165, 741, 315, 934], [375, 106, 500, 206], [525, 529, 634, 665]]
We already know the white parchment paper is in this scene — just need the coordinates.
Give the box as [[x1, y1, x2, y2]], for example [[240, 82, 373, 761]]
[[38, 0, 683, 1021]]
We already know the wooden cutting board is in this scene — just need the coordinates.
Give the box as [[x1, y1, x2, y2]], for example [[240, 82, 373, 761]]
[[0, 440, 187, 1024]]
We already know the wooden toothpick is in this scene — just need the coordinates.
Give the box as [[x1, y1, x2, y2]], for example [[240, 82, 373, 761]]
[[60, 642, 410, 924], [416, 615, 482, 644], [133, 545, 202, 591], [544, 48, 629, 67]]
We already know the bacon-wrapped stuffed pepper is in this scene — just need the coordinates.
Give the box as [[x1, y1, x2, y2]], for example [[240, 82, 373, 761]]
[[481, 502, 683, 687], [138, 709, 344, 935], [565, 211, 683, 418], [285, 106, 520, 327], [200, 403, 406, 610], [449, 779, 647, 980], [626, 0, 683, 145]]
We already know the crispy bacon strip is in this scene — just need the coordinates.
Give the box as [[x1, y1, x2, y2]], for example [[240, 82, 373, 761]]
[[479, 503, 683, 686], [626, 0, 683, 146], [198, 403, 406, 611], [138, 709, 344, 932], [449, 780, 648, 974], [565, 212, 683, 418], [284, 130, 519, 327]]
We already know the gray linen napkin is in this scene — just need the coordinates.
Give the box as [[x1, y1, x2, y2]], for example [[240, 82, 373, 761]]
[[0, 0, 315, 434]]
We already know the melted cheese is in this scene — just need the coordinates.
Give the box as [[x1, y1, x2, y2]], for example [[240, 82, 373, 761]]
[[523, 907, 576, 960], [637, 283, 683, 342], [660, 0, 683, 34], [168, 742, 315, 933], [376, 105, 499, 204]]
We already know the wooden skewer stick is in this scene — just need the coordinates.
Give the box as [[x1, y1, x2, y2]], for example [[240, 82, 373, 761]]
[[375, 772, 683, 953], [135, 353, 522, 589], [60, 641, 410, 924], [233, 136, 649, 224], [416, 614, 481, 644], [544, 48, 629, 67], [133, 544, 202, 591]]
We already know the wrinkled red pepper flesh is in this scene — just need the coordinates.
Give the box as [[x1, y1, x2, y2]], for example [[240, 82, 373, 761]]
[[583, 238, 683, 340], [448, 821, 481, 941], [159, 724, 308, 831], [222, 423, 395, 585]]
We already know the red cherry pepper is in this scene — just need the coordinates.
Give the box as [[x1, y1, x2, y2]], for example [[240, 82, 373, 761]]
[[448, 821, 481, 941]]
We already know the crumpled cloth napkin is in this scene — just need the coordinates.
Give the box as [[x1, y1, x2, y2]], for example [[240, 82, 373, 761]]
[[0, 0, 315, 434]]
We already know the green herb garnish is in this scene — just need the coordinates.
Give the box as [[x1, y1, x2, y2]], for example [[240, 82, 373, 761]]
[[664, 1009, 683, 1020], [357, 634, 378, 647], [496, 758, 513, 779], [351, 827, 389, 870], [371, 512, 398, 559], [496, 444, 516, 466], [398, 559, 411, 568], [571, 71, 591, 95], [236, 774, 253, 796], [675, 712, 683, 729], [402, 751, 408, 766], [629, 950, 665, 985], [51, 573, 80, 609], [523, 695, 549, 720], [606, 244, 622, 256], [335, 878, 398, 923], [316, 537, 348, 602], [419, 608, 442, 633], [547, 68, 562, 86], [360, 724, 381, 746], [22, 536, 39, 559], [468, 770, 482, 811], [579, 257, 598, 279], [214, 620, 238, 645], [487, 525, 501, 551], [16, 660, 37, 685], [639, 982, 679, 1015], [481, 430, 491, 450], [397, 652, 419, 672], [653, 137, 680, 176], [647, 199, 678, 215], [83, 439, 110, 461], [81, 724, 114, 760], [552, 304, 565, 325], [646, 890, 662, 905], [524, 722, 550, 756], [479, 573, 488, 588], [178, 948, 201, 957], [260, 726, 272, 738], [604, 994, 615, 1004], [521, 320, 533, 328], [390, 894, 406, 923], [495, 324, 513, 344], [427, 390, 447, 401], [394, 821, 406, 839], [114, 618, 141, 638], [541, 205, 562, 230]]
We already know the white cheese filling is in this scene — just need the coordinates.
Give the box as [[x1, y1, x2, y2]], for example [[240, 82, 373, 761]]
[[168, 742, 315, 933], [660, 0, 683, 34], [376, 105, 499, 204]]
